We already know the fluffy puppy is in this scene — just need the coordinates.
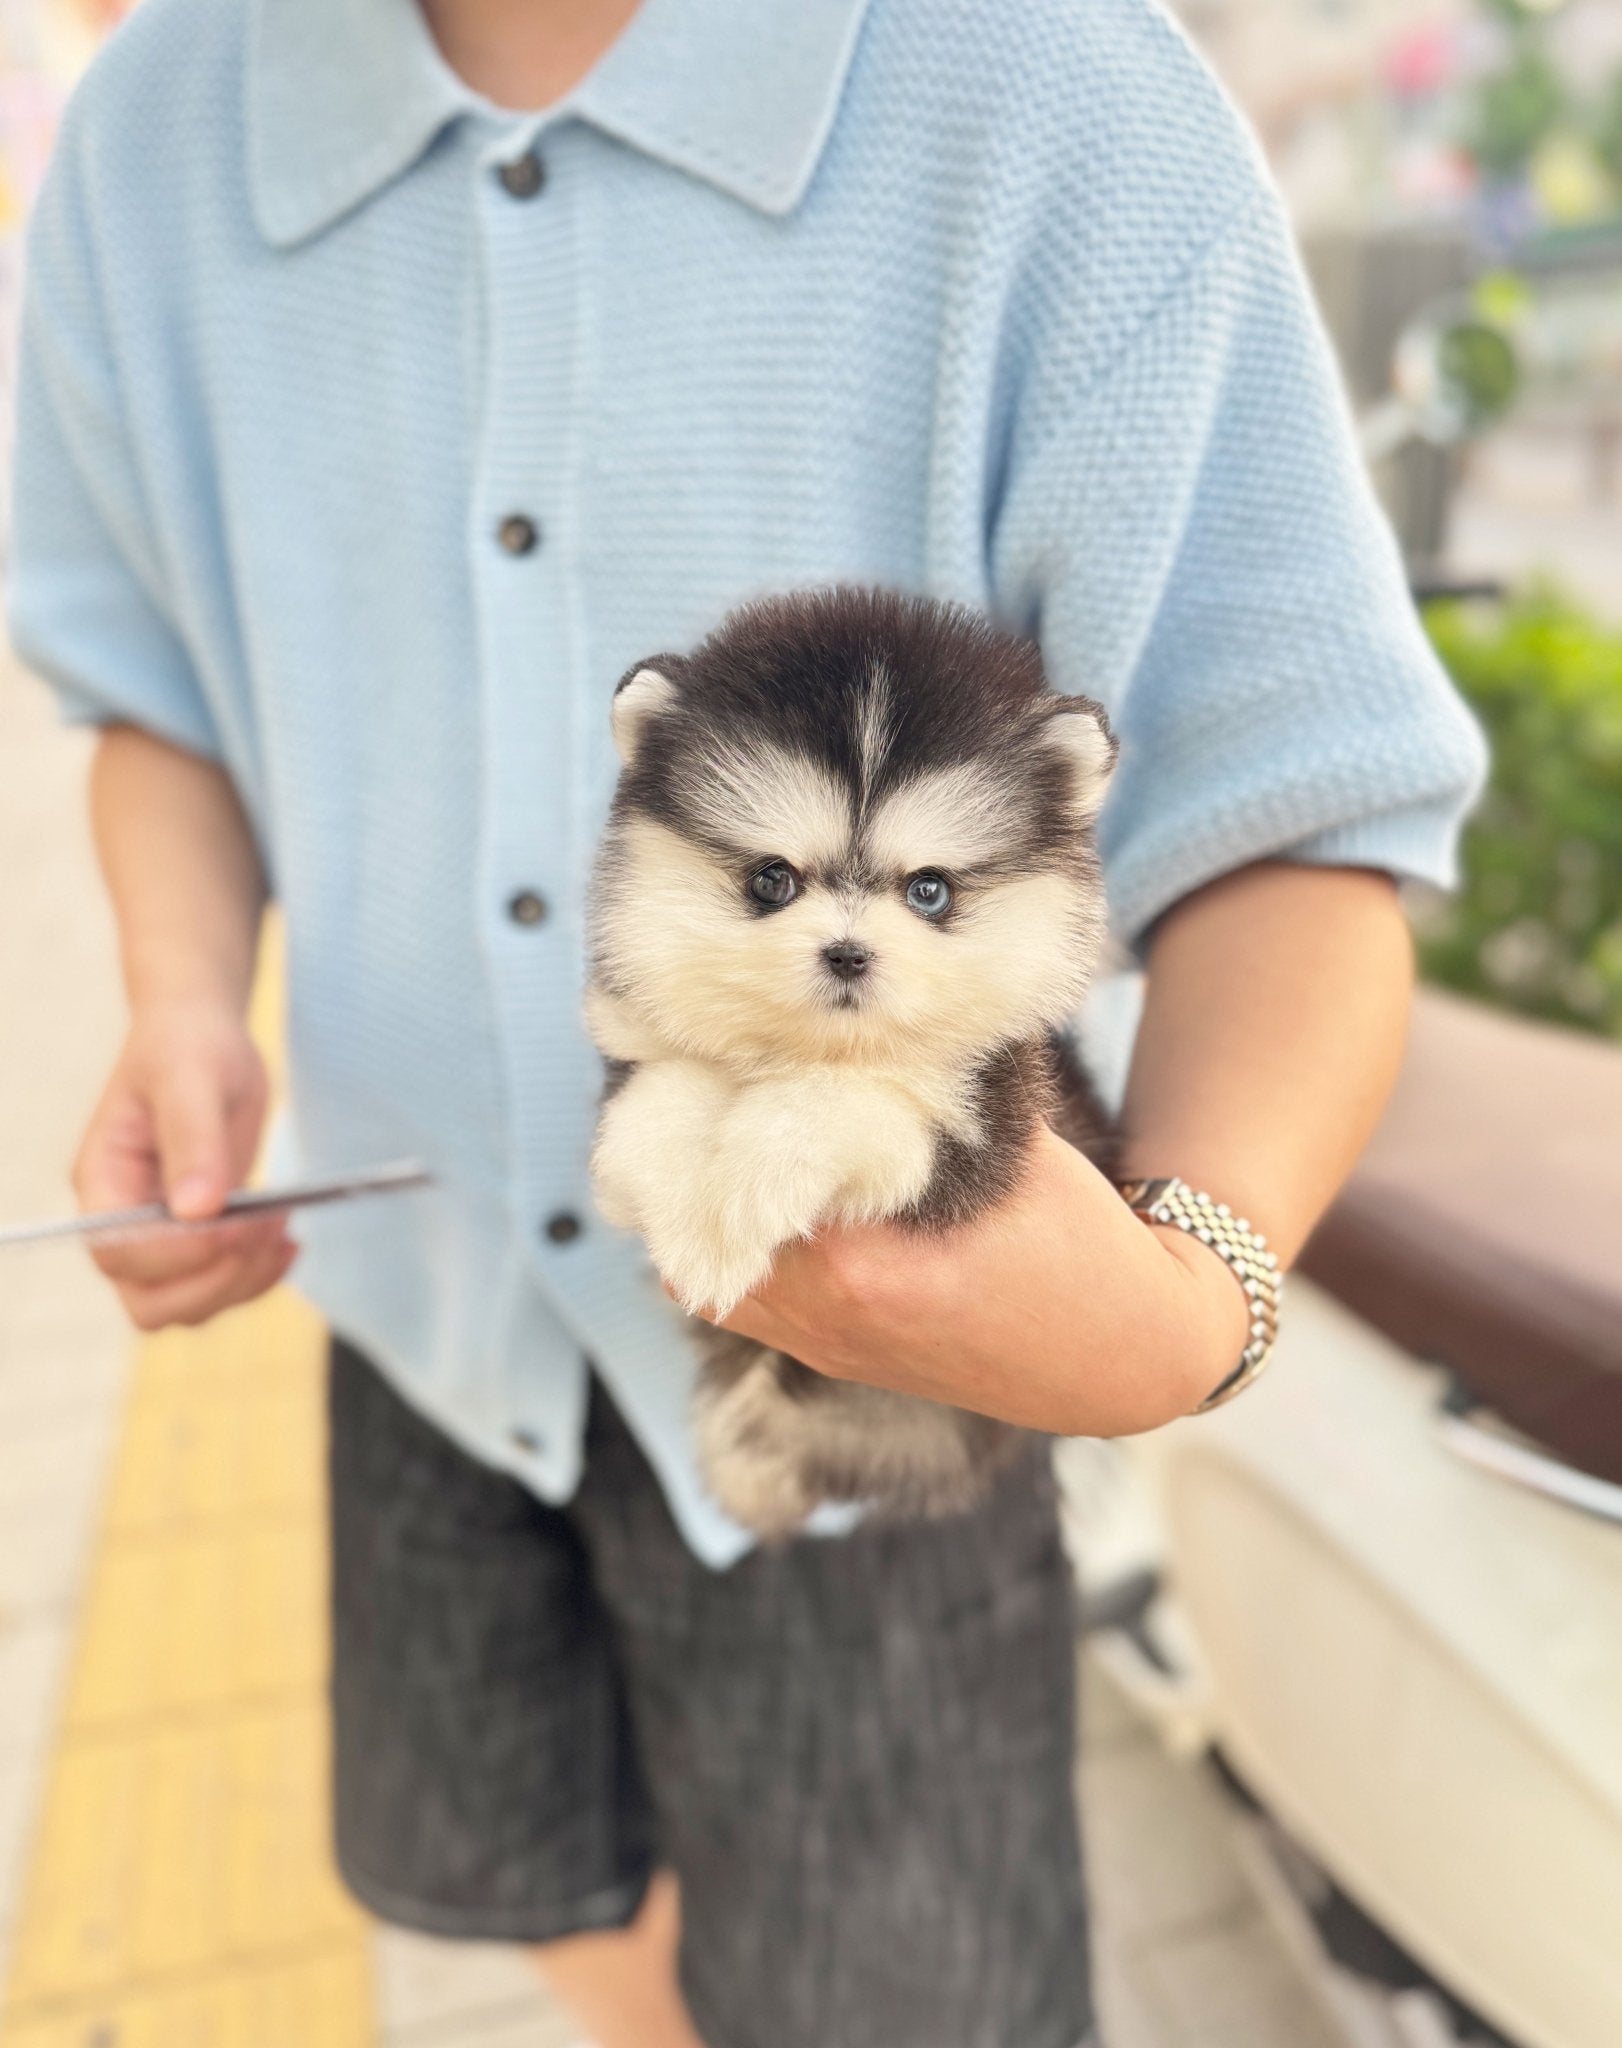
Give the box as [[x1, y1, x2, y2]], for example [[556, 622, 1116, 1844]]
[[587, 587, 1118, 1538]]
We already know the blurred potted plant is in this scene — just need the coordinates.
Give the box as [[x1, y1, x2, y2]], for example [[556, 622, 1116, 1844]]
[[1418, 588, 1622, 1038]]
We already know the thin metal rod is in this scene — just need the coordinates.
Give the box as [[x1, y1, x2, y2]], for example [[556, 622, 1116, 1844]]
[[0, 1160, 432, 1252]]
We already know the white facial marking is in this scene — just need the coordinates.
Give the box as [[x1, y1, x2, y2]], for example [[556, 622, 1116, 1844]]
[[611, 666, 679, 766], [594, 810, 1105, 1072], [853, 664, 894, 808], [848, 872, 1103, 1059], [864, 762, 1024, 874], [682, 742, 851, 868]]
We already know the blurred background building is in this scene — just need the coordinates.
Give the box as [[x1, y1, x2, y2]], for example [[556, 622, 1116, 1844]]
[[1183, 0, 1622, 614]]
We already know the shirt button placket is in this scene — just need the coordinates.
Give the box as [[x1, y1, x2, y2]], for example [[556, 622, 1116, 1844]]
[[479, 126, 593, 1321]]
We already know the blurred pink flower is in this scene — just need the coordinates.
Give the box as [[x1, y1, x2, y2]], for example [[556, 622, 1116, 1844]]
[[1383, 24, 1458, 103]]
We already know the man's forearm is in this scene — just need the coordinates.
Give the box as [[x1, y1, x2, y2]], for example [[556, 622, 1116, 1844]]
[[1122, 860, 1413, 1267], [74, 727, 287, 1307], [90, 725, 267, 1017]]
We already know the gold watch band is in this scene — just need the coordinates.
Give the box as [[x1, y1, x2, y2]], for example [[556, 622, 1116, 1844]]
[[1115, 1176, 1281, 1412]]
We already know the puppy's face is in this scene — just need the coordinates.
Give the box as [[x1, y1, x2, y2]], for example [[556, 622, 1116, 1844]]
[[592, 605, 1115, 1070]]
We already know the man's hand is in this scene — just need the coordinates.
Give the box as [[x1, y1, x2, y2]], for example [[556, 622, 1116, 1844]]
[[75, 1001, 295, 1331], [704, 1126, 1248, 1440]]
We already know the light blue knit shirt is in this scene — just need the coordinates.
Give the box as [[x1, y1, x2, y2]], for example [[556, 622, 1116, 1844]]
[[11, 0, 1485, 1565]]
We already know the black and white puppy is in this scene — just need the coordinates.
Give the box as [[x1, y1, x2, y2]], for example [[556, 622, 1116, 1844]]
[[587, 587, 1118, 1537]]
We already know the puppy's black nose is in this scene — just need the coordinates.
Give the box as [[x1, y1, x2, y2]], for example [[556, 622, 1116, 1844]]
[[823, 940, 871, 981]]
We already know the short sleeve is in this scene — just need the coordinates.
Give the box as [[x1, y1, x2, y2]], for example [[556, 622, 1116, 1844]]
[[991, 186, 1489, 948], [7, 124, 222, 762]]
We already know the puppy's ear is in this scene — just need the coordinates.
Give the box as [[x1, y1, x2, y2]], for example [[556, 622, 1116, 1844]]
[[1038, 694, 1116, 822], [611, 656, 685, 767]]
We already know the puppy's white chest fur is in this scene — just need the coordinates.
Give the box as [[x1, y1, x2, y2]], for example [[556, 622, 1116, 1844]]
[[590, 1026, 963, 1315]]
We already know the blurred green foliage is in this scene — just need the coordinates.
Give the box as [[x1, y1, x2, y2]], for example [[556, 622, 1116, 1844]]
[[1594, 69, 1622, 192], [1460, 41, 1567, 180], [1418, 590, 1622, 1037]]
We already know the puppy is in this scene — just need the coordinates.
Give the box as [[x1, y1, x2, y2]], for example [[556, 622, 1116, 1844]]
[[587, 587, 1118, 1537]]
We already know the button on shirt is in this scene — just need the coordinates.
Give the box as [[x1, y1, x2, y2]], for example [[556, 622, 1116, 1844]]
[[496, 151, 546, 200], [9, 0, 1486, 1565]]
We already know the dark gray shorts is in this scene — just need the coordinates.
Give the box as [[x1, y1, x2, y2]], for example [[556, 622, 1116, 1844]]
[[328, 1337, 1095, 2048]]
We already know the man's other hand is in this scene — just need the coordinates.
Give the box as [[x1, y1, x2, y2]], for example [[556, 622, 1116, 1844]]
[[74, 1001, 295, 1330]]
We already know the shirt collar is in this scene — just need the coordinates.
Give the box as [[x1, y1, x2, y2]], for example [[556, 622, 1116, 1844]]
[[248, 0, 873, 248]]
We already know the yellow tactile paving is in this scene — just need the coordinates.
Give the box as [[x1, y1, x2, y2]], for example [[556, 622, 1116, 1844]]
[[0, 1950, 371, 2048], [0, 928, 375, 2046]]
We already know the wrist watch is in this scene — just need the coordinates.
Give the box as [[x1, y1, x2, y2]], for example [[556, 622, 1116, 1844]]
[[1115, 1176, 1282, 1412]]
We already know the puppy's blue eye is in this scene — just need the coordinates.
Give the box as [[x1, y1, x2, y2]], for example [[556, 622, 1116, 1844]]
[[905, 872, 952, 919], [749, 860, 799, 909]]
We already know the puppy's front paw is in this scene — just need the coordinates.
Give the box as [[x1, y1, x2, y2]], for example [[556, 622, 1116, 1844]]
[[673, 1112, 859, 1315], [644, 1223, 779, 1320], [589, 1102, 653, 1232], [590, 1137, 642, 1232], [699, 1076, 939, 1272], [590, 1060, 733, 1241]]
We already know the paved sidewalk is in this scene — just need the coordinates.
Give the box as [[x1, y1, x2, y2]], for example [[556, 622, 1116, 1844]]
[[0, 655, 130, 2019], [0, 646, 1339, 2047]]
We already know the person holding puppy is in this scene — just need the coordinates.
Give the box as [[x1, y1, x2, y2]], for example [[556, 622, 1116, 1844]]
[[10, 1, 1484, 2044]]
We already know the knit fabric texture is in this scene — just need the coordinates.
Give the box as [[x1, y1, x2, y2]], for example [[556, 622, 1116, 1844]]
[[9, 0, 1486, 1564]]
